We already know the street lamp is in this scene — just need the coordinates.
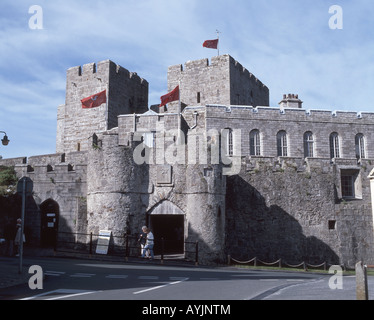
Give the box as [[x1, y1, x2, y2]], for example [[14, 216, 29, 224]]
[[0, 131, 10, 146]]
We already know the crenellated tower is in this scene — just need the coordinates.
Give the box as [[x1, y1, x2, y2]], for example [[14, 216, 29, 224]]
[[56, 60, 148, 154], [166, 54, 269, 113]]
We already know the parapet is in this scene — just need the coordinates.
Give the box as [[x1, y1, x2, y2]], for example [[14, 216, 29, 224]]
[[67, 60, 148, 86], [204, 104, 374, 123]]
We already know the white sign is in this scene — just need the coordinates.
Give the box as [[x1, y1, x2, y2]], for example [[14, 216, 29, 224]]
[[95, 230, 111, 255]]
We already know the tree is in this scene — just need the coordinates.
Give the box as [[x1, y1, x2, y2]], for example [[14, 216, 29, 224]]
[[0, 166, 17, 196]]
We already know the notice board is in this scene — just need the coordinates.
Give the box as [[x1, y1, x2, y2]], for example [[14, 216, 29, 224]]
[[96, 230, 111, 255]]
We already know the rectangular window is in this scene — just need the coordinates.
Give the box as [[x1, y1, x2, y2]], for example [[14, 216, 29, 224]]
[[143, 131, 156, 148], [328, 220, 336, 230], [197, 92, 201, 103], [341, 169, 362, 199], [341, 175, 354, 198]]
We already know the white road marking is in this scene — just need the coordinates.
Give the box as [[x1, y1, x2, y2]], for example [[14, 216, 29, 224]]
[[20, 289, 99, 300], [133, 277, 189, 295], [46, 291, 99, 300]]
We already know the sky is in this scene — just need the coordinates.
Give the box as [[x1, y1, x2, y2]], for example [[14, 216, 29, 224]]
[[0, 0, 373, 159]]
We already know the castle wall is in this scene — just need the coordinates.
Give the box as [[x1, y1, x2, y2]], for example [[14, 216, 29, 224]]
[[0, 152, 87, 245], [3, 56, 374, 267], [226, 156, 374, 268], [57, 60, 148, 154]]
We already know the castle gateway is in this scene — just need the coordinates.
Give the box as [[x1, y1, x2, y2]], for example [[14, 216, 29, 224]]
[[2, 55, 374, 267]]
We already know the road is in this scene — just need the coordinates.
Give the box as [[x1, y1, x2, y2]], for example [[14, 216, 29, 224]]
[[1, 256, 373, 302]]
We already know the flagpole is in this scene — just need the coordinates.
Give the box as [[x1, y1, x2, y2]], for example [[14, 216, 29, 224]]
[[216, 29, 221, 56], [177, 81, 182, 145]]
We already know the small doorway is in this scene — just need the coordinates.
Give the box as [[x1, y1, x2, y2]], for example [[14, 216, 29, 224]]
[[40, 199, 59, 247], [150, 215, 184, 255]]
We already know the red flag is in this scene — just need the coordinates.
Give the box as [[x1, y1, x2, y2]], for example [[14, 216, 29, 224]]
[[81, 90, 107, 109], [160, 85, 179, 107], [203, 39, 219, 49]]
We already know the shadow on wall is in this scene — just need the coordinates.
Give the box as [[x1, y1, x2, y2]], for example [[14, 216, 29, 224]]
[[0, 193, 41, 254], [226, 175, 340, 265]]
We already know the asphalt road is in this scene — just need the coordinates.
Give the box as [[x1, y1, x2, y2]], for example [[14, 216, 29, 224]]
[[0, 256, 372, 302]]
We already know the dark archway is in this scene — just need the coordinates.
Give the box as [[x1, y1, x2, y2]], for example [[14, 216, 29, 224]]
[[150, 215, 184, 255], [40, 199, 59, 247], [148, 201, 185, 255]]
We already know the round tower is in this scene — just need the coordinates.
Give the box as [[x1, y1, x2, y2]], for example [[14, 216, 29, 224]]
[[86, 130, 150, 248]]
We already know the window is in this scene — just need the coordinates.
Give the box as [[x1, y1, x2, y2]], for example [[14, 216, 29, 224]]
[[330, 132, 340, 158], [341, 169, 362, 199], [303, 132, 314, 158], [277, 131, 288, 157], [355, 133, 365, 159], [250, 130, 261, 156], [197, 92, 201, 104], [143, 131, 156, 148], [222, 128, 233, 156], [341, 174, 354, 198], [328, 220, 336, 230]]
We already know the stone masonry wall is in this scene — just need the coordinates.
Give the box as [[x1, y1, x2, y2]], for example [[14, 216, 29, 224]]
[[226, 156, 374, 268]]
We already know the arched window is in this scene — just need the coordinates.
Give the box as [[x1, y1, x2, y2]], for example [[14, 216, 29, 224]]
[[222, 128, 233, 156], [303, 131, 314, 158], [250, 129, 261, 156], [330, 132, 340, 158], [277, 131, 288, 157], [355, 133, 365, 159]]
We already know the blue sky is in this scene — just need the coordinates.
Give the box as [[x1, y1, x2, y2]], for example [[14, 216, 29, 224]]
[[0, 0, 373, 159]]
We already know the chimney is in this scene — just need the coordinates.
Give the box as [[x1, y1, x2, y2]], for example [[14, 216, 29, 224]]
[[279, 94, 303, 109]]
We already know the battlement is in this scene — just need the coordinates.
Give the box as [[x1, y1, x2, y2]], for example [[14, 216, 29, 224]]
[[169, 55, 267, 89], [203, 104, 374, 123], [67, 60, 148, 86], [58, 60, 149, 154], [0, 152, 87, 174]]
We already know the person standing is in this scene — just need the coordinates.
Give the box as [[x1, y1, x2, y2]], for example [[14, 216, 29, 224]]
[[141, 227, 154, 260], [14, 219, 25, 257], [138, 226, 148, 257]]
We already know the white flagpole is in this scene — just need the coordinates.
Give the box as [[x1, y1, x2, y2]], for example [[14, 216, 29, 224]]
[[177, 81, 182, 145], [216, 29, 221, 56]]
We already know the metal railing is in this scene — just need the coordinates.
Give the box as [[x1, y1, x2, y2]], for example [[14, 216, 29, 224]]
[[53, 231, 199, 264]]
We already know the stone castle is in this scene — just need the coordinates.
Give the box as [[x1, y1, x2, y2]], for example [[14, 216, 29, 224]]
[[2, 54, 374, 267]]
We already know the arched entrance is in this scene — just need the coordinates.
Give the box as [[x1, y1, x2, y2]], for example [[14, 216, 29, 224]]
[[148, 201, 185, 255], [40, 199, 59, 247]]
